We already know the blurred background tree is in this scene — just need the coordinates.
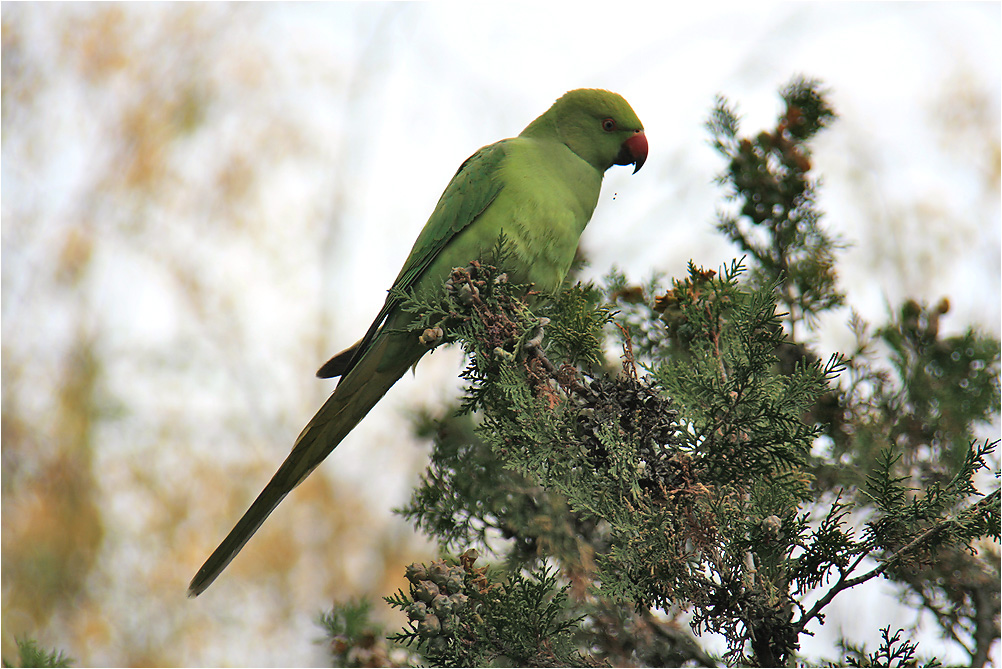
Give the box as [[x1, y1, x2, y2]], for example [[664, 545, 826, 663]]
[[2, 4, 435, 665]]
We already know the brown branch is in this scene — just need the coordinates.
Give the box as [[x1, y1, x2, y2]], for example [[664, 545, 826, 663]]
[[794, 489, 1000, 635]]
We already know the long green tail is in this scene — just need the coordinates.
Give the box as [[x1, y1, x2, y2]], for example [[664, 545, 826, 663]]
[[188, 333, 417, 596]]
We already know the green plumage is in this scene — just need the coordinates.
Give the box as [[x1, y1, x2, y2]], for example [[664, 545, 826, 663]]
[[188, 89, 646, 596]]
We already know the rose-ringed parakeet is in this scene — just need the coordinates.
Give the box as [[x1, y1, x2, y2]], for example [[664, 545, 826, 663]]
[[188, 88, 647, 596]]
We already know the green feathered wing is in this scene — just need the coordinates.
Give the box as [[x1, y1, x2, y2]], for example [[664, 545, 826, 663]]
[[187, 142, 509, 596], [316, 143, 508, 380]]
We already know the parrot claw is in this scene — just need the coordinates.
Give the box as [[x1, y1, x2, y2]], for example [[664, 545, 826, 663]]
[[457, 283, 478, 306], [445, 265, 480, 306], [523, 317, 550, 351]]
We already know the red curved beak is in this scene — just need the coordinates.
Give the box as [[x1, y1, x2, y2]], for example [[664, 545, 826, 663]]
[[615, 130, 648, 173]]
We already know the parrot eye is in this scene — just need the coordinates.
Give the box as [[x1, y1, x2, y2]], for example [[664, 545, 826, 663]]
[[601, 118, 617, 132]]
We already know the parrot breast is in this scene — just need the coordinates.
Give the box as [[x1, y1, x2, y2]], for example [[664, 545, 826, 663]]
[[463, 136, 603, 292]]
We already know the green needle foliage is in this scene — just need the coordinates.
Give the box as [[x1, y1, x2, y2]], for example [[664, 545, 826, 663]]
[[385, 551, 586, 667], [2, 638, 73, 669], [836, 627, 943, 668], [708, 77, 843, 334], [318, 599, 402, 667], [321, 77, 1000, 668]]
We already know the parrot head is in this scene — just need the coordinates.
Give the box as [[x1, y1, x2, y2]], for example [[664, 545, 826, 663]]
[[521, 88, 647, 174]]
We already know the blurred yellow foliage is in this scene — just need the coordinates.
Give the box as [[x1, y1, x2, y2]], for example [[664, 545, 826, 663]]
[[2, 4, 431, 665]]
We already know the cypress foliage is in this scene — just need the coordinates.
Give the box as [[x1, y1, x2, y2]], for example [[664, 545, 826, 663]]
[[321, 78, 1000, 667]]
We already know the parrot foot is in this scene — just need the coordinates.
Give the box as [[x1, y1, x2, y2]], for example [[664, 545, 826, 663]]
[[523, 317, 550, 351], [519, 319, 592, 400], [457, 283, 478, 305], [444, 264, 481, 306]]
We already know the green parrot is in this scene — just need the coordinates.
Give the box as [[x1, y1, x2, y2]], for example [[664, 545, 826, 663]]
[[188, 88, 647, 596]]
